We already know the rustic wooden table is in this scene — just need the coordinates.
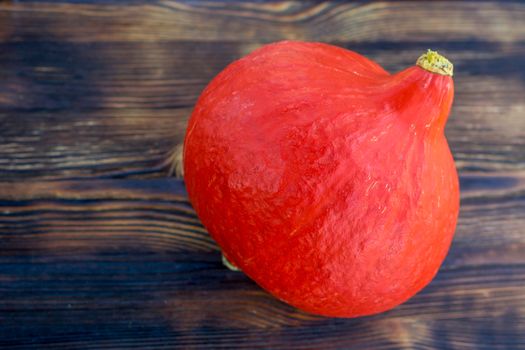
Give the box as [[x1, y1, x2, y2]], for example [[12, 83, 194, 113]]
[[1, 1, 524, 349]]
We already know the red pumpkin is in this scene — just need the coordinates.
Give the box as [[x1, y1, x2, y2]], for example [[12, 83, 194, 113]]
[[183, 41, 458, 317]]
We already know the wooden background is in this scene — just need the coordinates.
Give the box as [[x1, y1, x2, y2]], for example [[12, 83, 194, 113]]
[[1, 1, 524, 349]]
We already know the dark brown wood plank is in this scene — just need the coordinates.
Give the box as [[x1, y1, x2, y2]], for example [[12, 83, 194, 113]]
[[1, 1, 523, 43], [2, 40, 524, 111], [0, 108, 190, 179], [2, 174, 524, 263], [1, 175, 524, 348], [1, 41, 524, 179], [0, 41, 240, 110]]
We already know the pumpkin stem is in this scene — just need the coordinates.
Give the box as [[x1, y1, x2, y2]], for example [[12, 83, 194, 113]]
[[222, 254, 241, 271], [416, 50, 453, 76]]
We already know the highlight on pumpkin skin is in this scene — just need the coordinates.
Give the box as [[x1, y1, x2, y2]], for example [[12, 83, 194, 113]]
[[416, 49, 453, 76]]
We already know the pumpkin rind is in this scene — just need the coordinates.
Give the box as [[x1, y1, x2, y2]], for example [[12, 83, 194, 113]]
[[183, 41, 458, 317]]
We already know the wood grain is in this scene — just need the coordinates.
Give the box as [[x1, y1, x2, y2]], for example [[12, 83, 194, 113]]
[[1, 176, 524, 349], [1, 2, 524, 43], [0, 108, 190, 179], [1, 41, 524, 179], [1, 1, 524, 349]]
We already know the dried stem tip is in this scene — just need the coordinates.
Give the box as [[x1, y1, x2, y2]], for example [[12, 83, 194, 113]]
[[416, 49, 453, 76]]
